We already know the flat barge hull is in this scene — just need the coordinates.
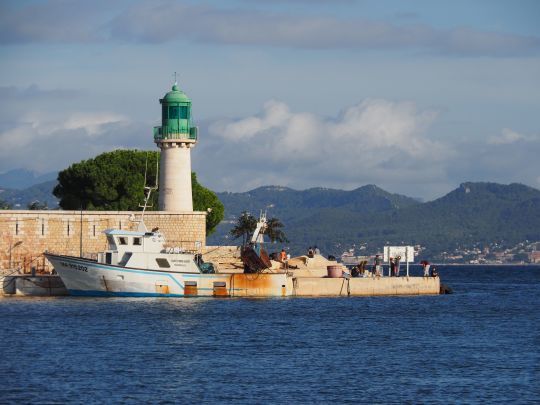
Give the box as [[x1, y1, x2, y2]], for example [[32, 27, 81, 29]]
[[45, 254, 440, 298]]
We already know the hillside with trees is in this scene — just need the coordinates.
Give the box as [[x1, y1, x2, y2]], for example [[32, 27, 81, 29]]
[[3, 163, 539, 260], [0, 180, 59, 209], [208, 182, 540, 259]]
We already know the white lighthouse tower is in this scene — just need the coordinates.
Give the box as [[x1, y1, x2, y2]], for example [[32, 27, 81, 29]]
[[153, 82, 198, 211]]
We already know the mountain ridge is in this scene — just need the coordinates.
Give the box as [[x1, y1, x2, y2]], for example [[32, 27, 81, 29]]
[[0, 169, 57, 190], [1, 179, 538, 260], [209, 181, 540, 259]]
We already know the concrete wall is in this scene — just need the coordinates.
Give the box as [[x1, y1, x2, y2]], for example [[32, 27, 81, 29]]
[[292, 276, 440, 296], [0, 210, 207, 272]]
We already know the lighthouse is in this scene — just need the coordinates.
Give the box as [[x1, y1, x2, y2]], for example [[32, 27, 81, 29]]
[[154, 82, 198, 211]]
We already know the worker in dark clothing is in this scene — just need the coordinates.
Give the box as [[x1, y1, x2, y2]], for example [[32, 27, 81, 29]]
[[373, 254, 382, 276], [395, 256, 401, 276], [390, 257, 396, 276]]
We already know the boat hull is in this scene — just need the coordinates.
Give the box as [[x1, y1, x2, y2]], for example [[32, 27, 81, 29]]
[[45, 253, 291, 297]]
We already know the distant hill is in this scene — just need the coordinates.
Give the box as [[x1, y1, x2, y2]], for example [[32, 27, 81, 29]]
[[2, 177, 538, 259], [0, 180, 59, 209], [208, 182, 540, 259], [0, 169, 57, 189], [217, 184, 419, 219]]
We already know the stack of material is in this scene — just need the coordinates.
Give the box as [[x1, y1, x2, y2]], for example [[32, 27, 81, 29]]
[[203, 246, 244, 273], [287, 254, 348, 278]]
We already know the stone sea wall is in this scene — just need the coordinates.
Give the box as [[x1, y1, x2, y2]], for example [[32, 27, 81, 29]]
[[0, 210, 207, 272]]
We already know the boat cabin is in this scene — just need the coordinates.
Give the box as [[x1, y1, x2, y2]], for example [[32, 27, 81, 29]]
[[98, 229, 166, 266], [96, 228, 213, 273]]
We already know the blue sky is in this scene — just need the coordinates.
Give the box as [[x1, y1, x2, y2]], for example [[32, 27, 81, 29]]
[[0, 0, 539, 200]]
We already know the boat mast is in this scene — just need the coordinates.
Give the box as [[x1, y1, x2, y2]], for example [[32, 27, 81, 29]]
[[134, 154, 159, 232]]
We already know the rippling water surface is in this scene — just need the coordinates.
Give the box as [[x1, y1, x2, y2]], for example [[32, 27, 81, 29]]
[[1, 265, 539, 403]]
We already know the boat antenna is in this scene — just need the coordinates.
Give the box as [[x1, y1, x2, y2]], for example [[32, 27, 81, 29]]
[[135, 153, 159, 232]]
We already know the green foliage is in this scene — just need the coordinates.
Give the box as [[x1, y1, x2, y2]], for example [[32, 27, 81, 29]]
[[54, 149, 224, 234], [0, 199, 12, 210], [265, 217, 288, 243], [192, 172, 224, 235], [229, 211, 257, 246], [28, 200, 48, 210], [54, 150, 157, 210]]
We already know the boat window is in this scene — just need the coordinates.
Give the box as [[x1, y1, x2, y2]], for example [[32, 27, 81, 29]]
[[106, 235, 116, 248], [118, 237, 128, 245], [118, 252, 132, 266], [133, 237, 142, 246], [156, 258, 171, 268]]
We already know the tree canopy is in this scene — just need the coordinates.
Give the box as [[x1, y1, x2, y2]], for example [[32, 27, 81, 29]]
[[229, 211, 288, 245], [53, 149, 224, 234], [28, 200, 48, 210], [0, 199, 11, 210], [229, 211, 258, 246]]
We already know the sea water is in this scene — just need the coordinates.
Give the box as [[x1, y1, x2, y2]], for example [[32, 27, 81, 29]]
[[1, 265, 538, 403]]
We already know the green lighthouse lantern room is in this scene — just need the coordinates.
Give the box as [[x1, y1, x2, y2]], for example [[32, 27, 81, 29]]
[[154, 82, 198, 142]]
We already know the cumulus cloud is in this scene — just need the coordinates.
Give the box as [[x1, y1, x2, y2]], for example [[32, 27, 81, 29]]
[[0, 111, 133, 171], [194, 102, 540, 199], [0, 84, 145, 173], [488, 128, 539, 145], [197, 99, 452, 196], [211, 99, 443, 158], [1, 1, 538, 56]]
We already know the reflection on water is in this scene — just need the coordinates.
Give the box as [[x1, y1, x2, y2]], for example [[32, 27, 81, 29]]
[[0, 266, 538, 403]]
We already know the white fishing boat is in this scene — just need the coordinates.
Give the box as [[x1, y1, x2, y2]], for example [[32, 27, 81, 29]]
[[44, 219, 290, 297], [44, 183, 290, 297]]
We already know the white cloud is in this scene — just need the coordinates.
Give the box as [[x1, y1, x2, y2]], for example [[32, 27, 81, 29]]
[[0, 109, 134, 173], [63, 112, 128, 135], [488, 128, 538, 145], [211, 99, 444, 161], [0, 111, 128, 149], [199, 99, 453, 197], [195, 101, 540, 199], [210, 100, 291, 141]]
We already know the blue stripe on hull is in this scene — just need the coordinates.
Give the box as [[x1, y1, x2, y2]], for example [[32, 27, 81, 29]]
[[68, 289, 188, 298]]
